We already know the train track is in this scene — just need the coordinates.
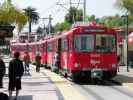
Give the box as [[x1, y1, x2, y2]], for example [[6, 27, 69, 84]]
[[73, 79, 133, 100], [29, 66, 133, 100]]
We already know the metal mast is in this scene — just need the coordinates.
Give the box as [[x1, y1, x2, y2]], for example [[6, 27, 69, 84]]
[[83, 0, 86, 22]]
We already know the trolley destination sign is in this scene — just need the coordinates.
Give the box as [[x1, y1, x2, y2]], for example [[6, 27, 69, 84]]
[[84, 28, 105, 33]]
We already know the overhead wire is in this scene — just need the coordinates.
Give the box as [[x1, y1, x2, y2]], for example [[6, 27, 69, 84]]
[[39, 0, 83, 26], [76, 0, 81, 9], [39, 0, 62, 16]]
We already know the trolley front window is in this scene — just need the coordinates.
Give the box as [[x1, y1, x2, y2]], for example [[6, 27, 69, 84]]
[[74, 35, 94, 52], [95, 34, 116, 52]]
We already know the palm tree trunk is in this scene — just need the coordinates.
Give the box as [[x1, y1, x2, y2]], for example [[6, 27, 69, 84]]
[[29, 20, 31, 33], [28, 19, 31, 42]]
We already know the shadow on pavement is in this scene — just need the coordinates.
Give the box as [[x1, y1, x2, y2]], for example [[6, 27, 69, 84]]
[[22, 81, 51, 86], [23, 72, 31, 76], [4, 72, 31, 77], [74, 78, 122, 86], [16, 95, 33, 100], [114, 74, 133, 83]]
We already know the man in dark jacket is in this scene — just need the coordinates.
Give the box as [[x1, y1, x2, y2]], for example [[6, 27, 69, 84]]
[[8, 52, 24, 100], [0, 92, 8, 100], [0, 58, 5, 88]]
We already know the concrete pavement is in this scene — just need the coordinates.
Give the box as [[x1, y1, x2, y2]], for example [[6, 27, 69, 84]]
[[0, 64, 87, 100], [0, 66, 60, 100], [1, 55, 133, 100], [42, 69, 87, 100], [114, 66, 133, 90]]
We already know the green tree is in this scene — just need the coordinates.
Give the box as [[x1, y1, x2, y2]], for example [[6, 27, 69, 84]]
[[54, 22, 70, 32], [115, 0, 133, 14], [23, 6, 39, 33], [65, 7, 83, 24], [99, 15, 123, 27], [87, 15, 96, 22], [53, 7, 83, 32], [115, 0, 133, 25], [0, 0, 27, 32], [36, 26, 43, 35], [111, 15, 124, 26]]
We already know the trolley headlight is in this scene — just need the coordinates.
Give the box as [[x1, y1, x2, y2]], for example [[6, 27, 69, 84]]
[[75, 62, 80, 68], [112, 64, 116, 68]]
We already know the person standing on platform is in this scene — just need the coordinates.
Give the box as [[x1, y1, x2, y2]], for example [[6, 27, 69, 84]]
[[117, 54, 120, 72], [0, 58, 5, 88], [23, 52, 30, 73], [35, 53, 41, 72], [52, 52, 59, 72], [8, 52, 24, 100]]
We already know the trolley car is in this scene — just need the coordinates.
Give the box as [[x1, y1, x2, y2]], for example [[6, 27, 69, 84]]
[[10, 22, 118, 81]]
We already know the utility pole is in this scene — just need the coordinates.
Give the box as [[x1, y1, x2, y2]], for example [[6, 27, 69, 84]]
[[56, 0, 83, 24], [126, 15, 129, 72], [40, 15, 53, 34], [83, 0, 86, 22], [70, 0, 72, 8], [121, 14, 129, 72], [48, 15, 52, 34]]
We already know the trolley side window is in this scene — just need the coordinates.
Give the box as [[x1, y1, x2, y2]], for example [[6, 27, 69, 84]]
[[29, 45, 33, 52], [47, 42, 53, 52], [43, 43, 47, 52], [36, 45, 40, 53], [74, 35, 94, 52], [95, 34, 116, 52], [61, 38, 68, 51], [39, 44, 43, 52]]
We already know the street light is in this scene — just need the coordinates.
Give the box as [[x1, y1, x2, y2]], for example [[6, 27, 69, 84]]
[[121, 14, 129, 72]]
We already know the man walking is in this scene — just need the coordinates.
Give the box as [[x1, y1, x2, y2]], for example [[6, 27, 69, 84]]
[[0, 58, 5, 88], [8, 52, 24, 100]]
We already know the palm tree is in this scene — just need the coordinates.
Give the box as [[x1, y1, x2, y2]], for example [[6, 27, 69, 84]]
[[23, 6, 39, 33], [0, 0, 28, 32]]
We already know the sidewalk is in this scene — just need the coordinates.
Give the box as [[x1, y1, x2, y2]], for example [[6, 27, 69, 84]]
[[0, 64, 87, 100], [0, 66, 60, 100], [114, 66, 133, 89]]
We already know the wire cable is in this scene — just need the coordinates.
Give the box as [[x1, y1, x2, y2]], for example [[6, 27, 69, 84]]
[[40, 2, 57, 15], [76, 0, 81, 9]]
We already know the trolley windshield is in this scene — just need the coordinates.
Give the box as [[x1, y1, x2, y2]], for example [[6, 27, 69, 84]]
[[74, 34, 116, 52], [95, 34, 116, 52], [74, 35, 94, 52]]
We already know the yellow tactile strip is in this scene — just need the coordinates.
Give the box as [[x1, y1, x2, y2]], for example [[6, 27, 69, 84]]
[[43, 70, 87, 100]]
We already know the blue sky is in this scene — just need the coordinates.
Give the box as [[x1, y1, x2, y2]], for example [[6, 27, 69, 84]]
[[11, 0, 122, 23], [0, 0, 123, 31]]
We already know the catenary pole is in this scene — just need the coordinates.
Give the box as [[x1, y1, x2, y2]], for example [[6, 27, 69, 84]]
[[83, 0, 86, 22]]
